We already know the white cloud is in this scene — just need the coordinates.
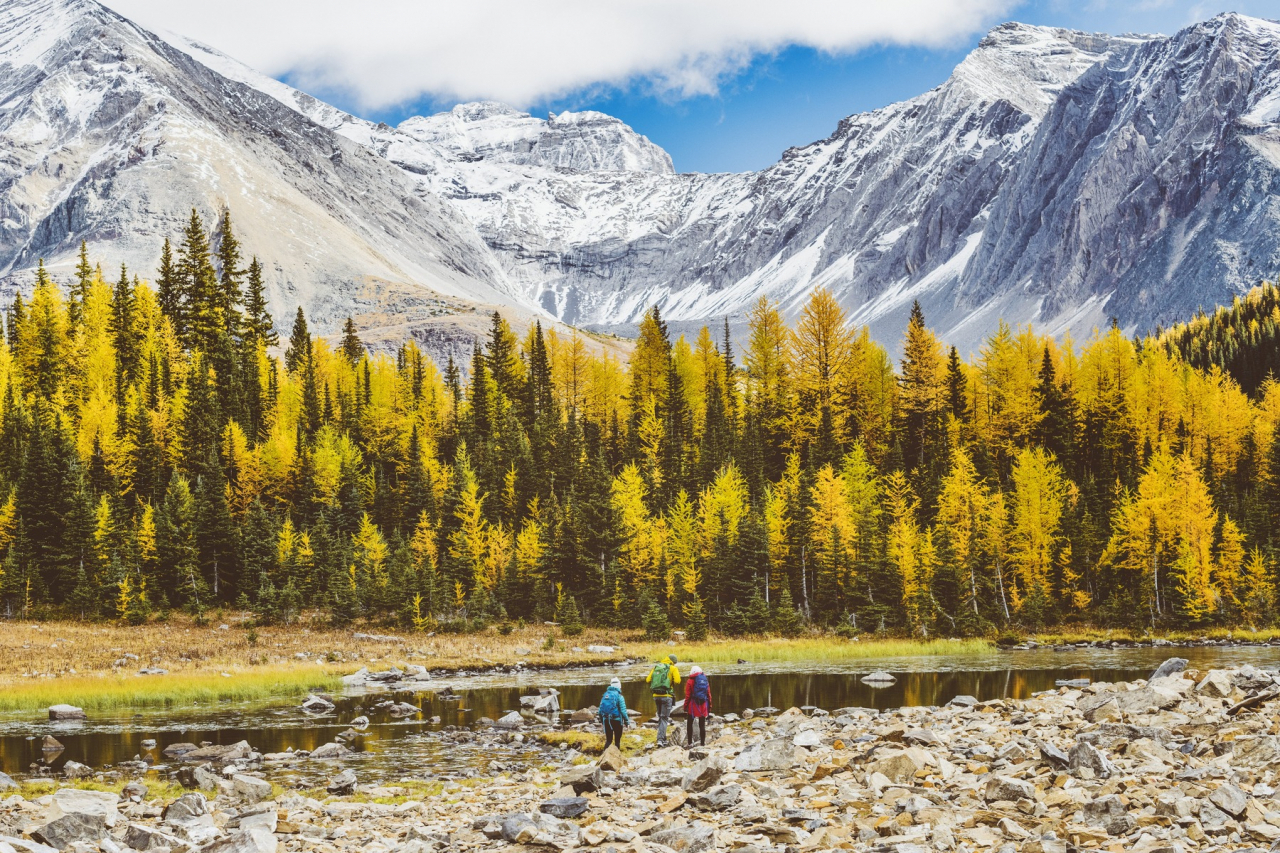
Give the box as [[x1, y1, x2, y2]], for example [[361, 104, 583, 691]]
[[101, 0, 1019, 111]]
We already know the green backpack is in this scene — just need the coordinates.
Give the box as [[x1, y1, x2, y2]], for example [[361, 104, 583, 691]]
[[650, 662, 672, 694]]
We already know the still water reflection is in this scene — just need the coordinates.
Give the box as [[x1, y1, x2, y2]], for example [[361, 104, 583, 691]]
[[1, 645, 1275, 782]]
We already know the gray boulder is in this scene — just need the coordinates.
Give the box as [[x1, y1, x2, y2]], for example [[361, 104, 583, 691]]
[[1209, 783, 1248, 818], [326, 769, 357, 795], [0, 772, 15, 790], [1082, 794, 1135, 835], [499, 814, 539, 844], [33, 813, 107, 849], [539, 797, 589, 819], [199, 828, 278, 853], [649, 822, 717, 853], [124, 823, 187, 851], [1069, 741, 1117, 778], [162, 793, 209, 825], [733, 738, 797, 772], [163, 743, 199, 759], [232, 775, 272, 803], [690, 784, 742, 811], [984, 776, 1034, 803], [559, 764, 603, 794], [680, 756, 726, 793], [48, 788, 118, 827], [180, 741, 251, 763], [1038, 742, 1070, 770]]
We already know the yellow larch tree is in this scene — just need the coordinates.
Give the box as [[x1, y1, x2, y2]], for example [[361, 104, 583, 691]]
[[1007, 446, 1067, 623]]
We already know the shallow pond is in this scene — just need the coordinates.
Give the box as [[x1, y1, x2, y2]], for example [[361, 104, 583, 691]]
[[2, 644, 1276, 784]]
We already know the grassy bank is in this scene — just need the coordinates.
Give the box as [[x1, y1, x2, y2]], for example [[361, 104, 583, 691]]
[[1026, 626, 1280, 645], [0, 667, 345, 713], [630, 636, 995, 665], [0, 618, 633, 713]]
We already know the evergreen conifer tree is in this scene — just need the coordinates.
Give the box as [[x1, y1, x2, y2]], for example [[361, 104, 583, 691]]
[[285, 307, 311, 374], [340, 317, 364, 364]]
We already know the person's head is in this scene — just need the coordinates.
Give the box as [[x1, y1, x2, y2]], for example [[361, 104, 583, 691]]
[[661, 654, 678, 665], [689, 665, 703, 676], [609, 677, 621, 689]]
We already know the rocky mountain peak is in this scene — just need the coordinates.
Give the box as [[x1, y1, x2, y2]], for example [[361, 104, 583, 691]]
[[397, 101, 673, 175]]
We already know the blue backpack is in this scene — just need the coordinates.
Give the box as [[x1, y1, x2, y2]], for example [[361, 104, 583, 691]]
[[598, 689, 622, 721], [690, 673, 709, 704]]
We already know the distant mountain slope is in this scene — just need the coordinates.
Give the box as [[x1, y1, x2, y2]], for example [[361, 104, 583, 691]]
[[0, 0, 527, 351]]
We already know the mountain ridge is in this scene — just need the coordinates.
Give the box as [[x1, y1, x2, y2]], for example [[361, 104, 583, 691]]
[[1, 2, 1278, 356]]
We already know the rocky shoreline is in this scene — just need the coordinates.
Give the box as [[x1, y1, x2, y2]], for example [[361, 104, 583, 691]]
[[3, 658, 1280, 851]]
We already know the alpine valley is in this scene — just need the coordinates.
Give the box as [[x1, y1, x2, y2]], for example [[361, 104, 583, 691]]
[[1, 0, 1279, 353]]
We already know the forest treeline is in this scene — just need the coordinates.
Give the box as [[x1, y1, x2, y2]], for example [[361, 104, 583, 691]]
[[2, 207, 1279, 637]]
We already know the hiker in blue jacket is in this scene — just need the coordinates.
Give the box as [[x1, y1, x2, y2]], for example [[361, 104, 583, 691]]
[[597, 677, 629, 750]]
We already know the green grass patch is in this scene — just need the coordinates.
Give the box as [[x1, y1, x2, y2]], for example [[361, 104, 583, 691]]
[[18, 778, 190, 801], [636, 636, 994, 665], [0, 667, 344, 713], [534, 728, 655, 756]]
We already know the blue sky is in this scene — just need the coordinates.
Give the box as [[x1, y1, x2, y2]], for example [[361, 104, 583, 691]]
[[350, 0, 1280, 174]]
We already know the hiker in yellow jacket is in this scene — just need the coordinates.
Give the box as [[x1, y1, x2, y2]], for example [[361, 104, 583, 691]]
[[646, 654, 681, 746]]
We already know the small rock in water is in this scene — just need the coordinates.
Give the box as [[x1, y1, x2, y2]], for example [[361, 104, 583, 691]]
[[300, 694, 335, 713], [861, 671, 896, 684], [494, 711, 524, 729], [42, 734, 64, 751], [48, 703, 86, 721], [1149, 656, 1189, 680], [62, 760, 93, 779], [308, 742, 349, 760], [349, 716, 369, 728]]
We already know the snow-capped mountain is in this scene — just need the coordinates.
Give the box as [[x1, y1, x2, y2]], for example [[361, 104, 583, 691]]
[[0, 0, 532, 353], [1, 0, 1278, 354], [247, 11, 1280, 352]]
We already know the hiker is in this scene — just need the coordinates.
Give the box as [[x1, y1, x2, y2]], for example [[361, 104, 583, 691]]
[[597, 677, 628, 751], [645, 654, 681, 746], [684, 664, 711, 747]]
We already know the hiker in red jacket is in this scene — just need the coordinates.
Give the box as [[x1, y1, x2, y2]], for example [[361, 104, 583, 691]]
[[684, 665, 711, 747]]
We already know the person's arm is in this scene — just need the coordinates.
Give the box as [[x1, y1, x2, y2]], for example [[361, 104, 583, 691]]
[[708, 680, 713, 711], [645, 665, 655, 685], [620, 694, 628, 724], [671, 666, 681, 685]]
